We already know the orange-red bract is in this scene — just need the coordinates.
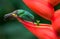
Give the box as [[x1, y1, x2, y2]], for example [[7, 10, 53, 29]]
[[23, 0, 54, 21], [48, 0, 60, 6], [16, 17, 57, 39], [52, 10, 60, 32]]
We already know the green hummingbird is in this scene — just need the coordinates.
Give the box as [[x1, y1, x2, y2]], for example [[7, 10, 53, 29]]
[[4, 9, 35, 22]]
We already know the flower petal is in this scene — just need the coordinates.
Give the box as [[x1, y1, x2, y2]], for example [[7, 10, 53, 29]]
[[16, 17, 57, 39], [52, 9, 60, 30], [52, 10, 60, 38], [49, 0, 60, 6], [23, 0, 54, 21]]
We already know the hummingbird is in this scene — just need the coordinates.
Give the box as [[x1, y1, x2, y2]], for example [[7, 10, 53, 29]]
[[4, 9, 35, 22]]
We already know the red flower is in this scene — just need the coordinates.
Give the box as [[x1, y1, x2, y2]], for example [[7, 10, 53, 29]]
[[23, 0, 54, 21], [15, 10, 60, 39], [52, 10, 60, 39], [23, 0, 60, 21], [16, 17, 57, 39], [12, 0, 60, 39], [52, 10, 60, 30]]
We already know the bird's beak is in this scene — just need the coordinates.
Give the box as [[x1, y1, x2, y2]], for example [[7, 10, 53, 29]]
[[4, 10, 17, 20]]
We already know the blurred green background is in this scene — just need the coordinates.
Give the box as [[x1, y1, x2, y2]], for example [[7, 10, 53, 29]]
[[0, 0, 60, 39]]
